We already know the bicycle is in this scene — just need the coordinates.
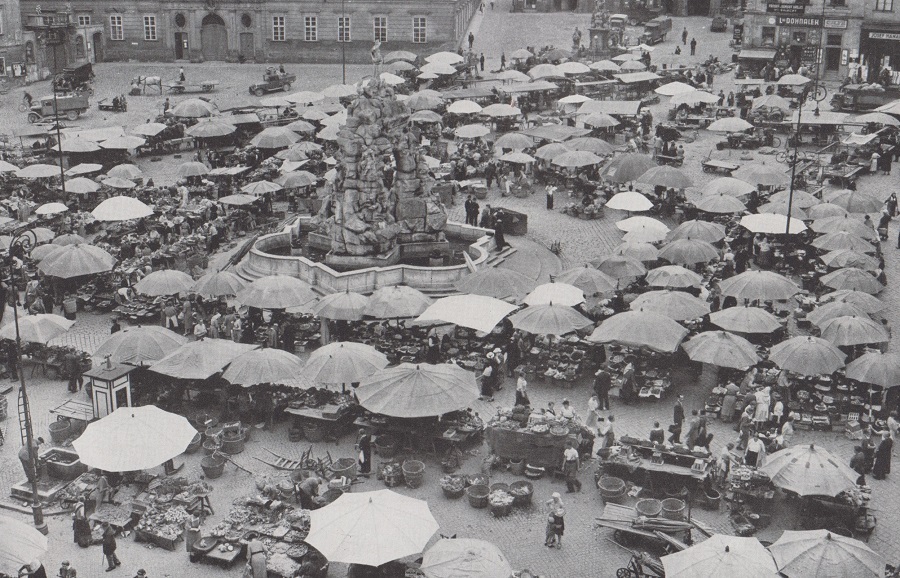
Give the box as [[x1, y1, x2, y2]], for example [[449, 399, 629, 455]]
[[18, 93, 32, 113]]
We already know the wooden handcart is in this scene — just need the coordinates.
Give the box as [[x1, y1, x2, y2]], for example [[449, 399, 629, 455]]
[[701, 156, 740, 175]]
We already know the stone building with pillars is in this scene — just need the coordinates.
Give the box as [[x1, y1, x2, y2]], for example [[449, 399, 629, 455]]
[[0, 0, 28, 82], [19, 0, 481, 64], [739, 0, 862, 81]]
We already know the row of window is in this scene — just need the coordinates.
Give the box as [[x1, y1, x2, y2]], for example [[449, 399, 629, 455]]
[[106, 14, 426, 43]]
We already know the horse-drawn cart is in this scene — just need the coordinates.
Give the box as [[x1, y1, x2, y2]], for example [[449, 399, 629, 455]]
[[167, 80, 219, 94]]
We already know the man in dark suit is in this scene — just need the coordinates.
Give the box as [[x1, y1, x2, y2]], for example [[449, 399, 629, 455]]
[[669, 395, 685, 444], [593, 368, 611, 411]]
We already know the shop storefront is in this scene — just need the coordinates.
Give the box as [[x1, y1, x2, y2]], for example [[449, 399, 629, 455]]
[[861, 27, 900, 85]]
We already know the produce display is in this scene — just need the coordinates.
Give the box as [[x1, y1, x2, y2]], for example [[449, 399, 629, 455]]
[[135, 503, 189, 543]]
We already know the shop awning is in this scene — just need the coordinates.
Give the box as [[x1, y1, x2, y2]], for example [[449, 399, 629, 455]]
[[520, 124, 591, 142], [739, 48, 777, 61], [577, 99, 644, 116], [442, 87, 494, 100], [501, 80, 559, 93], [613, 71, 662, 84]]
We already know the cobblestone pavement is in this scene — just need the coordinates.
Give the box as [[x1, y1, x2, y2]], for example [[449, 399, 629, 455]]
[[0, 10, 899, 578]]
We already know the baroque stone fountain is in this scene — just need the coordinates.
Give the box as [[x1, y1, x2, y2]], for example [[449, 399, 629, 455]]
[[316, 78, 449, 270]]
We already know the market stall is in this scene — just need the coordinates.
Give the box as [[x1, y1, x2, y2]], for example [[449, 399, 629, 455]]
[[601, 436, 714, 494]]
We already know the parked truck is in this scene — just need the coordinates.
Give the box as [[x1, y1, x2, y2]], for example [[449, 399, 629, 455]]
[[640, 16, 672, 45], [830, 84, 900, 112]]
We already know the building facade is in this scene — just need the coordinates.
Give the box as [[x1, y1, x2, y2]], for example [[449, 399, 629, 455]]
[[19, 0, 480, 65], [0, 0, 28, 81], [860, 0, 900, 83], [740, 0, 862, 81]]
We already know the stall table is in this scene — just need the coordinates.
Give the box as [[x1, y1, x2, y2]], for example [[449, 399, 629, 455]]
[[601, 438, 712, 493], [824, 164, 865, 188], [195, 539, 246, 568], [485, 426, 576, 469]]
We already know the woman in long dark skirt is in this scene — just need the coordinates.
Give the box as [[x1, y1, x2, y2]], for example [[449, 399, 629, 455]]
[[873, 431, 893, 480]]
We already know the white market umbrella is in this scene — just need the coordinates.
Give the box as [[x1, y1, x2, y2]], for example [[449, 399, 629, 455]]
[[416, 295, 518, 333], [35, 202, 69, 216], [606, 192, 653, 212], [662, 535, 778, 578], [93, 326, 187, 366], [760, 444, 859, 497], [150, 339, 259, 380], [92, 196, 153, 221], [236, 275, 318, 310], [306, 490, 439, 566], [134, 269, 195, 296], [768, 529, 885, 578], [0, 313, 74, 343], [421, 539, 514, 578], [73, 405, 198, 471], [0, 516, 48, 577], [223, 348, 307, 387], [305, 342, 388, 385], [521, 282, 584, 307], [357, 363, 479, 418]]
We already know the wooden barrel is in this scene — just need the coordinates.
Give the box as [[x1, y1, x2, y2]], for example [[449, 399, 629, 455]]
[[49, 419, 72, 444]]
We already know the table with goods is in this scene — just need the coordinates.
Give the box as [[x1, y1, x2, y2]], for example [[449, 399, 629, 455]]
[[600, 436, 714, 493], [605, 346, 674, 401], [283, 389, 359, 443], [484, 409, 586, 472], [355, 409, 484, 456], [799, 486, 876, 539], [724, 464, 776, 536]]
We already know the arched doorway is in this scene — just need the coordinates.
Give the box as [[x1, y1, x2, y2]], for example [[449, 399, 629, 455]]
[[75, 35, 86, 59], [201, 13, 228, 61], [93, 32, 104, 62]]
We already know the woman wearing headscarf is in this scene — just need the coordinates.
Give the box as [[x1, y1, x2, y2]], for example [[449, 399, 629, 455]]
[[245, 540, 267, 578], [873, 431, 894, 480], [753, 386, 771, 428], [72, 497, 92, 547]]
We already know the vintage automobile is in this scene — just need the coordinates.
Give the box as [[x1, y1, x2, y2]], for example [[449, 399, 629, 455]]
[[640, 16, 672, 44], [830, 84, 900, 112], [711, 14, 728, 32], [249, 68, 297, 97], [27, 93, 90, 123], [53, 62, 94, 94]]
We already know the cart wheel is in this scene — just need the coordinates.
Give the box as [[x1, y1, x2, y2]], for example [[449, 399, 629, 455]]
[[656, 157, 666, 165], [66, 110, 79, 121], [18, 101, 28, 113], [283, 83, 292, 91], [770, 136, 782, 148], [808, 85, 828, 103], [253, 87, 265, 97], [703, 165, 714, 173], [616, 568, 633, 578], [27, 112, 40, 124], [776, 152, 787, 164]]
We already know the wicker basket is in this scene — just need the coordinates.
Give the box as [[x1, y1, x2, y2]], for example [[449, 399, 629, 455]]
[[402, 460, 425, 488], [466, 484, 490, 508], [635, 498, 662, 518], [509, 481, 533, 506]]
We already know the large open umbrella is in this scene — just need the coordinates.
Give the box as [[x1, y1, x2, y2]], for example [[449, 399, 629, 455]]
[[594, 255, 647, 280], [818, 315, 889, 346], [63, 177, 100, 195], [552, 150, 603, 168], [455, 268, 537, 301], [656, 81, 695, 96], [758, 201, 808, 220], [566, 136, 615, 155], [528, 63, 563, 79], [767, 189, 821, 209], [92, 196, 153, 221], [821, 289, 884, 313], [0, 313, 74, 343], [718, 270, 800, 302], [250, 126, 300, 149], [658, 238, 719, 265], [605, 192, 654, 212], [752, 94, 792, 110], [637, 165, 693, 189], [29, 244, 62, 262], [358, 362, 479, 418], [661, 535, 778, 578], [509, 303, 592, 336], [101, 177, 137, 190], [807, 300, 870, 326], [305, 342, 388, 385], [73, 405, 197, 471], [601, 153, 656, 183], [696, 193, 748, 214], [37, 244, 116, 279], [819, 249, 879, 271], [534, 142, 571, 160], [824, 189, 882, 213], [522, 282, 584, 307], [134, 269, 195, 296], [171, 98, 216, 118], [709, 306, 781, 333], [631, 290, 710, 321], [236, 275, 318, 310], [666, 220, 726, 243], [52, 233, 86, 246], [707, 117, 755, 132], [555, 265, 617, 296], [150, 339, 259, 379], [455, 124, 490, 139], [702, 177, 756, 197], [581, 113, 621, 128], [222, 348, 307, 387], [613, 242, 659, 262], [416, 295, 518, 333], [447, 100, 483, 114], [768, 529, 885, 578], [733, 163, 790, 186], [646, 265, 702, 288], [176, 161, 210, 179], [760, 444, 858, 497], [682, 331, 760, 369], [93, 326, 187, 366], [306, 490, 439, 566], [35, 202, 70, 216], [494, 132, 534, 150], [808, 202, 849, 219], [845, 351, 900, 387], [812, 231, 875, 253], [66, 162, 104, 175], [622, 225, 669, 244], [616, 216, 668, 233], [191, 270, 247, 297], [242, 180, 282, 196], [589, 310, 688, 352], [107, 163, 144, 180], [385, 49, 418, 63], [17, 164, 62, 178], [421, 539, 513, 578], [769, 336, 846, 376], [0, 515, 48, 577], [365, 285, 432, 318], [312, 290, 370, 321], [811, 215, 876, 239], [820, 267, 884, 294]]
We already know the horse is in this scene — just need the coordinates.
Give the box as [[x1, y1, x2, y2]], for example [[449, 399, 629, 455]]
[[132, 75, 163, 95]]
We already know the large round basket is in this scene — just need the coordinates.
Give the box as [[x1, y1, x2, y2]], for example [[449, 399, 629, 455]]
[[202, 439, 221, 455], [466, 484, 490, 509], [662, 498, 686, 520], [321, 489, 344, 505], [467, 473, 489, 487], [489, 482, 510, 493], [509, 458, 526, 476], [330, 457, 358, 481], [374, 437, 397, 458], [402, 460, 425, 489], [200, 455, 226, 479], [490, 501, 513, 518], [49, 419, 72, 444], [442, 475, 466, 499], [598, 476, 626, 504], [509, 480, 533, 507], [636, 498, 662, 518]]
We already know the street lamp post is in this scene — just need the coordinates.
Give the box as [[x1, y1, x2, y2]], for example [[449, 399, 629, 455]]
[[784, 81, 812, 236], [50, 40, 67, 196], [7, 228, 47, 535]]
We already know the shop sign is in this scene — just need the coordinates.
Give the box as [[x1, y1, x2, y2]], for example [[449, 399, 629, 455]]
[[776, 15, 822, 27], [869, 31, 900, 41], [767, 2, 806, 14], [824, 19, 848, 29]]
